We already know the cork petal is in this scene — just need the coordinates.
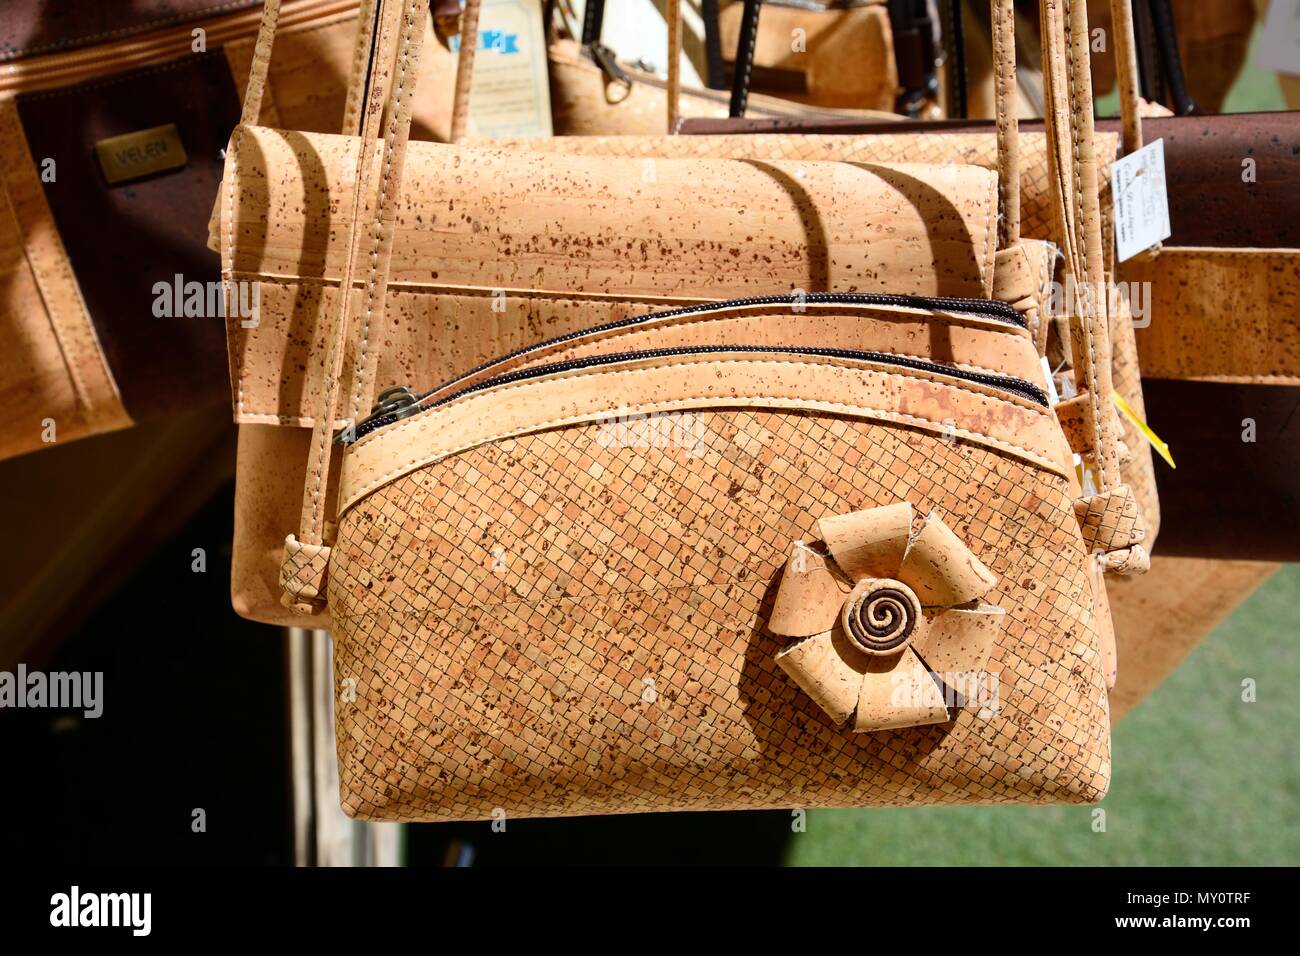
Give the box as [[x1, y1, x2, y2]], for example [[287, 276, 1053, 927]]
[[817, 502, 912, 581], [768, 541, 849, 638], [912, 605, 1004, 674], [899, 512, 997, 606], [852, 646, 950, 732], [774, 628, 868, 726]]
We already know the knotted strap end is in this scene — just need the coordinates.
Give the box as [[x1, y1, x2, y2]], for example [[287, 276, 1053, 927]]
[[1074, 485, 1148, 574], [280, 534, 331, 614]]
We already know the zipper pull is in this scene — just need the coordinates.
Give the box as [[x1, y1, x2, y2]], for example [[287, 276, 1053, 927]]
[[590, 43, 633, 104], [338, 386, 421, 445]]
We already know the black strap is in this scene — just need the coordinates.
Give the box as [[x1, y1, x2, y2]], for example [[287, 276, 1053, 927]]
[[888, 0, 938, 117], [1148, 0, 1197, 115], [1132, 0, 1165, 104], [701, 0, 727, 90], [728, 0, 763, 117], [580, 0, 606, 47], [940, 0, 967, 119]]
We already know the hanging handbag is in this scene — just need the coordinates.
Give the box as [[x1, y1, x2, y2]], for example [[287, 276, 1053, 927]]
[[711, 0, 900, 111], [548, 0, 899, 134], [222, 0, 998, 627], [217, 0, 1141, 818]]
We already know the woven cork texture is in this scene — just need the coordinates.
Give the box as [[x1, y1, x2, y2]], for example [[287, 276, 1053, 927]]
[[330, 409, 1111, 821]]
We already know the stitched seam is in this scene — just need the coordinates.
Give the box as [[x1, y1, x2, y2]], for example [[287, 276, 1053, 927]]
[[226, 270, 709, 300], [1063, 0, 1109, 490], [226, 124, 245, 415], [308, 0, 415, 535], [349, 0, 415, 437], [983, 173, 998, 293], [1, 1, 257, 61], [342, 0, 375, 133], [343, 399, 1063, 511], [0, 140, 95, 408], [352, 354, 1054, 454], [1037, 240, 1058, 342]]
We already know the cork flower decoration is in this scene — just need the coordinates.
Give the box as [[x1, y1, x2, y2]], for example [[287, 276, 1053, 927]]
[[770, 502, 1005, 732]]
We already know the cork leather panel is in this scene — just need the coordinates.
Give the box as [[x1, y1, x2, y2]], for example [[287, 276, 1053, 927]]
[[330, 408, 1110, 820], [337, 355, 1074, 514], [0, 98, 130, 461], [219, 129, 1000, 424], [1130, 248, 1300, 385], [508, 130, 1120, 255]]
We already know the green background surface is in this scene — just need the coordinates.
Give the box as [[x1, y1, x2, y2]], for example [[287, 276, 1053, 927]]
[[786, 564, 1300, 866]]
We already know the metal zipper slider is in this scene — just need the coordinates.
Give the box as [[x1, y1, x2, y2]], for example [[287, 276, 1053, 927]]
[[590, 43, 633, 104], [338, 386, 422, 444]]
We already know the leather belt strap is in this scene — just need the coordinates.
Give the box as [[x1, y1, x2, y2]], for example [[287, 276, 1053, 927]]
[[1040, 0, 1122, 489]]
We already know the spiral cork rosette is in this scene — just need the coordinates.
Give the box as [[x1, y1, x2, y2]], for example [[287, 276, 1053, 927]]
[[769, 502, 1005, 733]]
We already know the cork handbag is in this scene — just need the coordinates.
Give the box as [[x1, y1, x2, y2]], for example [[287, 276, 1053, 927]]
[[219, 0, 1141, 819], [709, 0, 900, 111], [220, 0, 999, 627], [548, 0, 898, 135]]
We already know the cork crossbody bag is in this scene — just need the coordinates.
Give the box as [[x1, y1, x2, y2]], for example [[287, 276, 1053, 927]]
[[222, 0, 1144, 819]]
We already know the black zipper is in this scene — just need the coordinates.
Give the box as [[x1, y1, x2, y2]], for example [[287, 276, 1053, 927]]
[[433, 291, 1023, 404], [345, 342, 1046, 443], [343, 292, 1034, 442]]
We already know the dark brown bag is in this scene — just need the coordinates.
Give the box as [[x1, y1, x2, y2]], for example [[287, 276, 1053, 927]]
[[0, 0, 360, 461]]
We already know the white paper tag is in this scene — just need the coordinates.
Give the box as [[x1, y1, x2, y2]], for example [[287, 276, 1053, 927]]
[[1039, 356, 1061, 404], [1256, 0, 1300, 77], [1112, 138, 1171, 263], [452, 0, 553, 138]]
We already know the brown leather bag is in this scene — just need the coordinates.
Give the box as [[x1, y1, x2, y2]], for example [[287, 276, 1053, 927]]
[[220, 0, 1140, 819], [0, 0, 377, 463]]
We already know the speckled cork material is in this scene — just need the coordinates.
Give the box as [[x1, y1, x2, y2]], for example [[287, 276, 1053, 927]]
[[217, 132, 1001, 427], [331, 397, 1111, 820], [216, 0, 1131, 820], [0, 97, 131, 461]]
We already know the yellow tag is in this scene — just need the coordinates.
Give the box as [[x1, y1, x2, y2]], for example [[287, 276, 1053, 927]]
[[1113, 393, 1175, 469], [94, 123, 187, 185]]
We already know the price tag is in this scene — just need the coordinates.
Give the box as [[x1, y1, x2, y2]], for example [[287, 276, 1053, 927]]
[[1112, 138, 1171, 263], [453, 0, 553, 138]]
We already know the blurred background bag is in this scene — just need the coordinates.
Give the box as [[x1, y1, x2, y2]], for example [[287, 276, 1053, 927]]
[[0, 0, 381, 464]]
